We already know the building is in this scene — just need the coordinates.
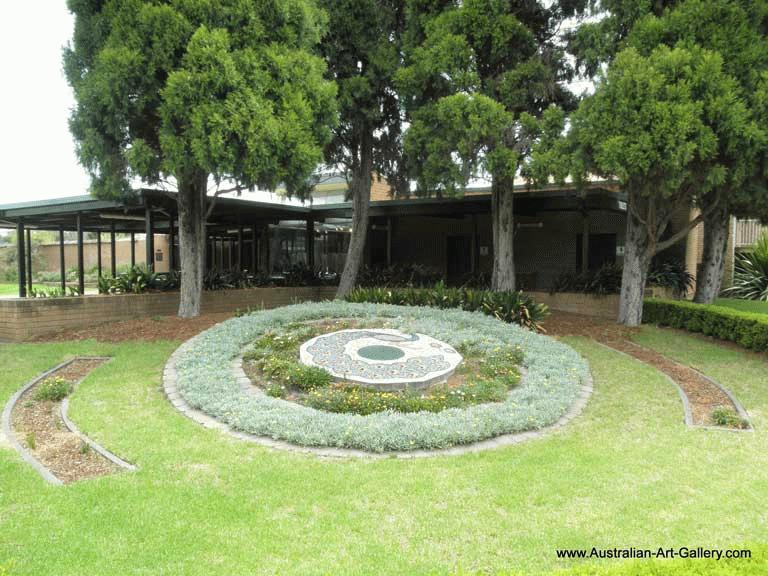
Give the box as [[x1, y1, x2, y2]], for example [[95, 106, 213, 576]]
[[0, 178, 762, 297]]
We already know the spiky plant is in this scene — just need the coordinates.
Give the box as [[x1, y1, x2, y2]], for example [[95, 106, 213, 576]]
[[724, 232, 768, 301]]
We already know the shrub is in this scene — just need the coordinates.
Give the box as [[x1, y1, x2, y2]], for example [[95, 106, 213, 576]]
[[33, 376, 72, 402], [251, 355, 332, 391], [551, 259, 692, 297], [724, 232, 768, 301], [356, 263, 443, 288], [646, 259, 694, 297], [345, 283, 548, 332], [643, 299, 768, 352], [712, 406, 749, 429]]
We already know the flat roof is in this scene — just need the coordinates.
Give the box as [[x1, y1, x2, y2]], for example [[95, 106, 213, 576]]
[[0, 181, 625, 233]]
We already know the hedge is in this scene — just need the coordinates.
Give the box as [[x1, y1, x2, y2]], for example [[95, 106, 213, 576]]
[[643, 299, 768, 352]]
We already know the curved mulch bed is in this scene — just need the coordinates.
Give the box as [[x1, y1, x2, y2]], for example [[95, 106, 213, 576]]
[[544, 312, 752, 430], [2, 358, 137, 484]]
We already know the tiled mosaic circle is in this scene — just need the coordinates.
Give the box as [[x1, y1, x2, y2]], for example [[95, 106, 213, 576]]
[[299, 329, 463, 390]]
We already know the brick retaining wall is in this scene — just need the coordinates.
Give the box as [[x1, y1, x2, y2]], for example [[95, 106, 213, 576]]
[[0, 286, 337, 342]]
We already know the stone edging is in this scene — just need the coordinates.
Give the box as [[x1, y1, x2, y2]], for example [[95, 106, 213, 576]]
[[594, 341, 752, 432], [60, 397, 138, 472], [163, 339, 594, 459], [1, 356, 136, 485]]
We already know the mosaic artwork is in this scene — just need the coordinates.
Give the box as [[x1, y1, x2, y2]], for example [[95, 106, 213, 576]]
[[299, 329, 463, 390]]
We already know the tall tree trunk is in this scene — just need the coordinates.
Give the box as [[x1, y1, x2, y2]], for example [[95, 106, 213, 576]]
[[177, 173, 207, 318], [491, 176, 515, 291], [693, 205, 729, 304], [336, 144, 373, 299], [618, 205, 652, 327]]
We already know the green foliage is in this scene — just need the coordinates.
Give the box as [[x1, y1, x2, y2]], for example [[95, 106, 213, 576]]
[[570, 45, 746, 199], [249, 352, 332, 392], [98, 266, 178, 294], [724, 233, 768, 301], [551, 264, 624, 296], [65, 0, 336, 199], [711, 406, 749, 429], [646, 259, 695, 297], [28, 286, 69, 299], [345, 283, 548, 332], [357, 264, 443, 288], [319, 0, 407, 193], [551, 260, 693, 297], [400, 0, 573, 195], [306, 348, 521, 416], [643, 299, 768, 352], [25, 433, 36, 451], [33, 376, 72, 402]]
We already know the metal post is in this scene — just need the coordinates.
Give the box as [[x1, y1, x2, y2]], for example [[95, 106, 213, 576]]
[[110, 223, 116, 277], [59, 226, 66, 291], [16, 220, 26, 298], [76, 213, 85, 295], [306, 217, 315, 270], [96, 229, 102, 278], [471, 214, 478, 273], [145, 205, 154, 272], [25, 228, 32, 294], [237, 227, 243, 271], [229, 237, 234, 270], [130, 232, 136, 268], [168, 216, 175, 271], [251, 226, 258, 272], [581, 213, 590, 273]]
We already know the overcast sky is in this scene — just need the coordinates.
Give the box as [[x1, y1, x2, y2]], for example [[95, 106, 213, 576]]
[[0, 3, 90, 204]]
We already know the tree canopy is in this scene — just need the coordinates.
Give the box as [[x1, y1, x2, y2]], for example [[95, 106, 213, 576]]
[[398, 0, 574, 290], [65, 0, 337, 316]]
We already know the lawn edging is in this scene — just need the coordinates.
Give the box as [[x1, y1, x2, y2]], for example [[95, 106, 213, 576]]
[[643, 298, 768, 353]]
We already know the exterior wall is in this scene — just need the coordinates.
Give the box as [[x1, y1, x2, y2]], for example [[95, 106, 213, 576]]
[[0, 286, 336, 342], [515, 211, 625, 290], [390, 210, 626, 290]]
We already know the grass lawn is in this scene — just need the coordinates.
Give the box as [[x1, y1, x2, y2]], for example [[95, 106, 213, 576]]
[[0, 328, 766, 575], [713, 298, 768, 315], [0, 284, 47, 297]]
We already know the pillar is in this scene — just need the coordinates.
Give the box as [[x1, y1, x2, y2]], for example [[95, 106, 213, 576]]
[[59, 226, 66, 291], [237, 226, 243, 271], [110, 223, 117, 277], [76, 213, 85, 295], [168, 216, 175, 271], [96, 229, 102, 278], [25, 228, 32, 293], [251, 226, 258, 272], [145, 205, 154, 272], [306, 217, 315, 270], [130, 232, 136, 267], [16, 220, 26, 298], [581, 213, 590, 273]]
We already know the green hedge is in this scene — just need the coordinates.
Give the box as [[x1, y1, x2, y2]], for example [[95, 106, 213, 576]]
[[643, 299, 768, 352]]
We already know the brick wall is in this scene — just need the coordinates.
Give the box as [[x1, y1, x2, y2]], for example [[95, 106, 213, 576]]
[[0, 286, 337, 342]]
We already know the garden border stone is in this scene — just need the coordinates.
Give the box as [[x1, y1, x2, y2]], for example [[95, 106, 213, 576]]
[[163, 302, 594, 457], [1, 356, 134, 484]]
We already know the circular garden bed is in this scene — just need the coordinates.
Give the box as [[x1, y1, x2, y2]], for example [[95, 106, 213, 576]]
[[170, 301, 591, 453]]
